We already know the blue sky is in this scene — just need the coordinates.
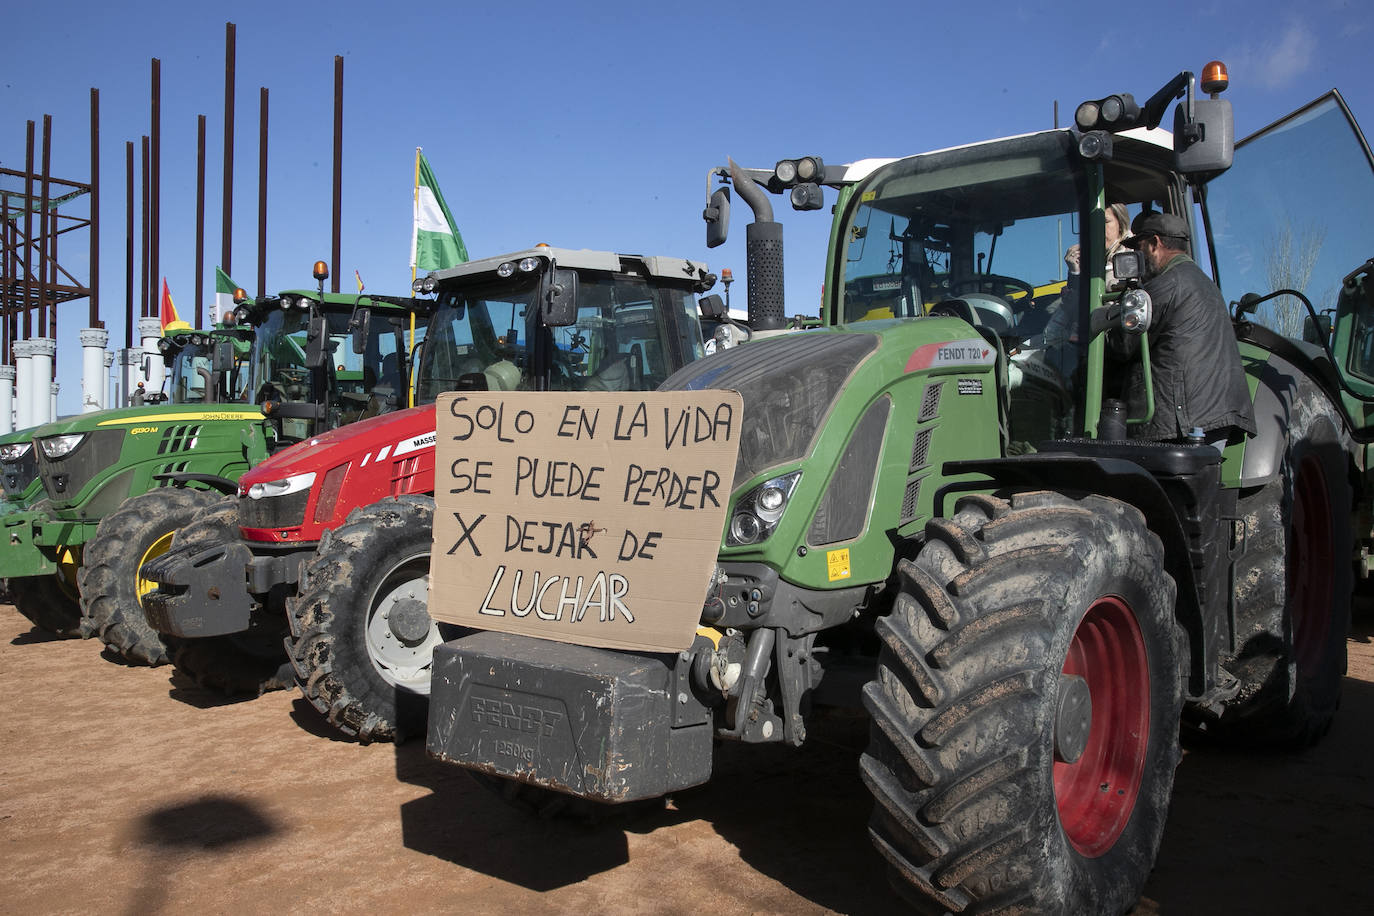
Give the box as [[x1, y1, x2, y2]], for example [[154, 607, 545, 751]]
[[3, 0, 1370, 414]]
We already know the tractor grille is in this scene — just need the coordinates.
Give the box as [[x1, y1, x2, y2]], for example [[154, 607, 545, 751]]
[[36, 428, 126, 502], [899, 424, 937, 527], [917, 382, 943, 423], [390, 455, 428, 497], [2, 449, 38, 498], [155, 461, 191, 486], [238, 490, 309, 529], [808, 397, 890, 546], [156, 424, 203, 455]]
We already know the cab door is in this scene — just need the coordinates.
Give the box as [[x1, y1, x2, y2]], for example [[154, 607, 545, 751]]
[[1205, 89, 1374, 432]]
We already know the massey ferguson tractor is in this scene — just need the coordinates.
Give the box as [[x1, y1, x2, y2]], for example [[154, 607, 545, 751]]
[[140, 247, 715, 742], [423, 66, 1372, 912], [1, 265, 425, 660]]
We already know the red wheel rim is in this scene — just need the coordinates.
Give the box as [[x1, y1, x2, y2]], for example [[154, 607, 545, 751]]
[[1290, 454, 1334, 678], [1054, 595, 1150, 858]]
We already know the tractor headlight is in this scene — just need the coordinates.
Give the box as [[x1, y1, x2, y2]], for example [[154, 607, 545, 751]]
[[246, 470, 316, 500], [726, 471, 801, 547], [39, 434, 86, 459], [0, 441, 32, 461]]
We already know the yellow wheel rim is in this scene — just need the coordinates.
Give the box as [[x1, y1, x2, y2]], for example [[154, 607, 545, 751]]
[[56, 548, 82, 601], [136, 532, 176, 601]]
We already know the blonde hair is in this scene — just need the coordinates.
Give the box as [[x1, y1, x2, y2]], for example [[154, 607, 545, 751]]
[[1107, 203, 1130, 254]]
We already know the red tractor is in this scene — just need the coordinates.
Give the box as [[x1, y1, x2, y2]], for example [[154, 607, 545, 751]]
[[142, 246, 716, 741]]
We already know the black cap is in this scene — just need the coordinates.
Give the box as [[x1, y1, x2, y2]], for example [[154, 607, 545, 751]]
[[1124, 212, 1190, 247]]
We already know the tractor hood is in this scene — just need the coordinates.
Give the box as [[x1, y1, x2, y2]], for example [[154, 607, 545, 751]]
[[237, 403, 437, 489], [33, 402, 263, 440]]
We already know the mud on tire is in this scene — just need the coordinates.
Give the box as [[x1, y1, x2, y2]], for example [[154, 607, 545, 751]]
[[287, 495, 451, 744], [861, 491, 1183, 915], [1219, 373, 1353, 746], [77, 487, 222, 665]]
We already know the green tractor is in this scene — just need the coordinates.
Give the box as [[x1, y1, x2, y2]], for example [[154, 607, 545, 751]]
[[1, 266, 426, 663], [1, 323, 252, 627], [424, 67, 1372, 912]]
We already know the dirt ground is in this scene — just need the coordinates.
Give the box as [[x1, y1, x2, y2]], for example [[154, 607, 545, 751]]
[[1, 603, 1371, 916]]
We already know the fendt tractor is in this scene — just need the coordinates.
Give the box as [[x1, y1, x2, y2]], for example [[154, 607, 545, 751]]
[[424, 66, 1373, 912], [1, 323, 253, 630], [142, 247, 714, 741], [1, 264, 426, 664]]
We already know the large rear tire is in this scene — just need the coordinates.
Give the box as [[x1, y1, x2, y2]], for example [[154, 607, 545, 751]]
[[287, 495, 452, 744], [862, 491, 1183, 914], [1219, 375, 1353, 746], [77, 487, 221, 665]]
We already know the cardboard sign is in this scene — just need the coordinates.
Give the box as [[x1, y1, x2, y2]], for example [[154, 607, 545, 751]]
[[429, 390, 742, 654]]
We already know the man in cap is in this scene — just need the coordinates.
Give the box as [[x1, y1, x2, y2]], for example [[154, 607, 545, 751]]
[[1119, 210, 1255, 445]]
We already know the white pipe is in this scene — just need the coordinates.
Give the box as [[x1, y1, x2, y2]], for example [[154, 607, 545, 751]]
[[139, 317, 164, 398], [13, 340, 36, 430], [28, 338, 55, 425], [0, 365, 13, 434], [80, 328, 109, 413], [104, 351, 114, 413], [118, 348, 141, 407]]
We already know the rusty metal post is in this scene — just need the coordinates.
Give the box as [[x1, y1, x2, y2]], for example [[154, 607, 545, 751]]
[[90, 88, 101, 329], [257, 87, 268, 298], [140, 135, 149, 319], [125, 141, 134, 348], [196, 114, 206, 327], [331, 55, 343, 294], [39, 115, 54, 342], [150, 58, 161, 322], [222, 22, 236, 277], [22, 121, 34, 338]]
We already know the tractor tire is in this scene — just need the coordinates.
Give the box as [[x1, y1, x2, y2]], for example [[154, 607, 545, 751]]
[[164, 631, 295, 696], [1219, 376, 1353, 746], [77, 487, 221, 665], [10, 572, 83, 637], [861, 491, 1183, 915], [287, 495, 452, 744]]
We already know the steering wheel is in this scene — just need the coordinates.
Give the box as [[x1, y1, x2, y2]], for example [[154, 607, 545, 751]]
[[949, 274, 1037, 303]]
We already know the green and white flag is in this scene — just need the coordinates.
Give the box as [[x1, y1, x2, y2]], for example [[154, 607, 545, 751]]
[[411, 150, 468, 272], [213, 267, 240, 324]]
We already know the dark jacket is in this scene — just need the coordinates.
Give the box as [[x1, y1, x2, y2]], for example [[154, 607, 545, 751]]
[[1121, 253, 1256, 441]]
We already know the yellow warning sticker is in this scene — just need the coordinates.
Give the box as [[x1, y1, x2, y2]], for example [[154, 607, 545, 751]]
[[826, 548, 851, 581]]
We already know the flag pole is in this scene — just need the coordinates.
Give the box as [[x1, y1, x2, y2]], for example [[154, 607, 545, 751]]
[[408, 146, 421, 406]]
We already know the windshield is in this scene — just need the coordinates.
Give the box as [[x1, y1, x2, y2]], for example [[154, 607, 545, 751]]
[[416, 272, 706, 403], [251, 309, 315, 404], [839, 135, 1086, 440], [167, 343, 215, 404]]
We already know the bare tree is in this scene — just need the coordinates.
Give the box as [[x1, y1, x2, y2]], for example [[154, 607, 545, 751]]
[[1261, 221, 1328, 338]]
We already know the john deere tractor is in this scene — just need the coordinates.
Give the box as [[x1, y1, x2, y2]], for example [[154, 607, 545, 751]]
[[2, 265, 426, 663], [1, 323, 251, 631], [141, 247, 714, 741], [424, 65, 1372, 912]]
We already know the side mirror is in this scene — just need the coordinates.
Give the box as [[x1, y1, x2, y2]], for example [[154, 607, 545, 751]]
[[1174, 97, 1234, 174], [305, 314, 327, 368], [1111, 250, 1143, 283], [705, 186, 731, 249], [698, 294, 728, 321], [1236, 292, 1262, 315], [351, 307, 371, 355], [1304, 314, 1333, 343], [212, 340, 235, 373], [540, 267, 578, 327]]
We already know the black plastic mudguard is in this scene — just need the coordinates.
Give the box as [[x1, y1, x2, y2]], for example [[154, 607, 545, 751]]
[[427, 631, 712, 803]]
